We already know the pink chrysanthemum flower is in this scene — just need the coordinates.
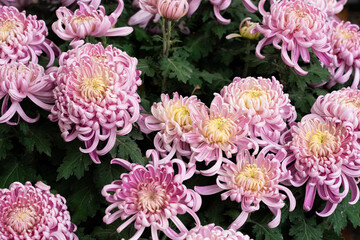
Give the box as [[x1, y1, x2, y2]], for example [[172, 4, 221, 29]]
[[185, 224, 253, 240], [311, 88, 360, 131], [183, 94, 256, 176], [196, 149, 295, 230], [139, 92, 206, 162], [60, 0, 90, 7], [304, 0, 347, 17], [49, 43, 141, 163], [158, 0, 189, 21], [256, 0, 332, 76], [0, 181, 78, 240], [325, 21, 360, 88], [52, 0, 133, 48], [0, 6, 59, 66], [0, 62, 56, 125], [281, 114, 360, 216], [0, 0, 14, 6], [102, 150, 202, 240], [128, 0, 160, 28], [187, 0, 232, 24], [220, 76, 296, 147]]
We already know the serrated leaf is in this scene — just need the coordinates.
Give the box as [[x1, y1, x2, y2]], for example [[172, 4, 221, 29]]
[[0, 161, 37, 188], [115, 136, 146, 165], [22, 127, 51, 156], [185, 34, 214, 61], [327, 194, 360, 234], [68, 180, 99, 224], [138, 57, 155, 77], [160, 56, 193, 84], [250, 220, 284, 240], [56, 150, 92, 181], [289, 208, 323, 240], [93, 161, 126, 189]]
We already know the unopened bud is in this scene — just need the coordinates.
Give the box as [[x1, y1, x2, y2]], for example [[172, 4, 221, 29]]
[[226, 17, 260, 40], [158, 0, 189, 20]]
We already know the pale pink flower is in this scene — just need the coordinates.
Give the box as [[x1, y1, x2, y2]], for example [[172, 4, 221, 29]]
[[185, 224, 253, 240], [52, 0, 133, 47], [281, 114, 360, 216], [0, 6, 59, 66], [0, 181, 78, 240], [187, 0, 232, 24], [140, 92, 206, 162], [325, 20, 360, 88], [60, 0, 91, 7], [0, 0, 14, 6], [102, 150, 202, 240], [311, 88, 360, 131], [158, 0, 189, 20], [128, 0, 161, 28], [183, 94, 256, 176], [256, 0, 332, 75], [220, 76, 296, 147], [196, 149, 295, 229], [304, 0, 347, 17], [49, 43, 142, 164], [0, 62, 56, 125]]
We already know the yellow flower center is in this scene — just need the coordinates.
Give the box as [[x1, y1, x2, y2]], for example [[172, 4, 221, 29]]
[[0, 20, 23, 42], [6, 206, 37, 233], [168, 104, 191, 127], [204, 117, 235, 143], [241, 89, 268, 109], [306, 128, 337, 157], [340, 29, 357, 40], [234, 164, 265, 191], [79, 76, 107, 100], [343, 96, 360, 109], [137, 183, 166, 213]]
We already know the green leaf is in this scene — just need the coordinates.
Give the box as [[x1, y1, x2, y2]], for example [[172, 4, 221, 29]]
[[138, 57, 155, 77], [21, 127, 51, 156], [184, 34, 214, 61], [160, 56, 193, 84], [56, 149, 92, 181], [0, 161, 37, 188], [68, 179, 99, 224], [289, 208, 323, 240], [113, 136, 146, 165], [327, 194, 360, 234], [93, 160, 126, 189], [250, 220, 284, 240]]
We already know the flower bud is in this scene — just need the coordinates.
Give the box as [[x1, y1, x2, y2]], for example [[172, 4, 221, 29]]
[[226, 17, 260, 40], [157, 0, 189, 20]]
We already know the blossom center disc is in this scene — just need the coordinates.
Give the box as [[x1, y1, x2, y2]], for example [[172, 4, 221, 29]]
[[306, 128, 337, 157], [240, 89, 268, 110], [342, 96, 360, 109], [204, 117, 235, 143], [6, 205, 38, 233], [0, 20, 23, 42], [137, 183, 166, 213], [234, 164, 265, 191], [79, 76, 107, 100], [169, 104, 192, 127]]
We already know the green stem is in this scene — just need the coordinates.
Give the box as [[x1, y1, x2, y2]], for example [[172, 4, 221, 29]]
[[162, 18, 167, 56], [243, 39, 251, 77], [161, 19, 173, 92]]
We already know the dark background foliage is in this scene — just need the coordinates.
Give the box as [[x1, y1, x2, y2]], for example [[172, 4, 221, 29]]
[[1, 0, 360, 239]]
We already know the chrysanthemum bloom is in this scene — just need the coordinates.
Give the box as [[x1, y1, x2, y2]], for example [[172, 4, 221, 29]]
[[52, 0, 133, 47], [60, 0, 90, 7], [281, 114, 360, 216], [256, 0, 332, 76], [158, 0, 189, 20], [140, 92, 206, 162], [0, 62, 56, 125], [128, 0, 161, 28], [0, 181, 78, 240], [196, 149, 295, 229], [185, 224, 253, 240], [183, 94, 256, 176], [311, 88, 360, 131], [226, 17, 260, 40], [102, 150, 202, 240], [304, 0, 346, 17], [220, 76, 296, 147], [0, 0, 14, 6], [49, 43, 141, 164], [325, 20, 360, 88], [0, 6, 59, 66]]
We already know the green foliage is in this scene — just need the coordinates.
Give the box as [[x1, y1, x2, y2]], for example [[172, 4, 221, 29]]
[[289, 208, 323, 240], [56, 148, 93, 180]]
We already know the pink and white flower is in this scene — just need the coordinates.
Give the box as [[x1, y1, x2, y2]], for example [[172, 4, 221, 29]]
[[185, 223, 253, 240], [311, 88, 360, 131], [0, 62, 56, 125], [256, 0, 332, 75], [102, 150, 202, 240], [220, 76, 296, 147], [0, 0, 14, 6], [326, 20, 360, 88], [0, 181, 78, 240], [49, 43, 142, 163], [183, 95, 255, 176], [281, 114, 360, 216], [140, 92, 206, 162], [52, 0, 133, 47], [158, 0, 189, 20], [195, 149, 295, 229], [304, 0, 347, 17], [0, 6, 59, 66], [128, 0, 161, 28]]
